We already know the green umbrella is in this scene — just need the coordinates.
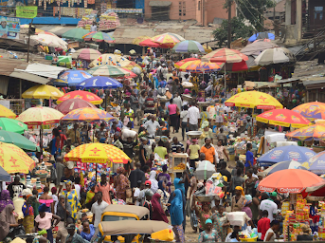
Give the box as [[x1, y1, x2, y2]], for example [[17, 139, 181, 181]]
[[0, 130, 39, 151], [0, 118, 28, 134], [62, 28, 89, 41], [88, 65, 131, 77]]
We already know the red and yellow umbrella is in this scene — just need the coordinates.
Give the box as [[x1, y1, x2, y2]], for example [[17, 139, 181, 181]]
[[64, 143, 130, 164], [202, 48, 248, 63], [225, 91, 283, 109], [0, 142, 36, 173], [174, 58, 199, 69], [151, 33, 185, 47], [0, 104, 16, 118], [57, 91, 102, 105], [17, 107, 63, 125], [61, 107, 116, 122], [285, 124, 325, 141], [256, 109, 311, 128], [178, 60, 222, 73], [292, 102, 325, 121]]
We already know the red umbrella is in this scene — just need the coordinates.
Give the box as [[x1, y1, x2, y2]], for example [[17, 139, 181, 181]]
[[225, 60, 248, 72], [121, 68, 137, 78], [56, 98, 96, 115], [202, 48, 248, 63], [139, 39, 160, 48], [257, 169, 324, 193]]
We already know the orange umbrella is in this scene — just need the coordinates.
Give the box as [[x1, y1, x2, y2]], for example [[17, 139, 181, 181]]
[[257, 169, 323, 193], [57, 91, 102, 105]]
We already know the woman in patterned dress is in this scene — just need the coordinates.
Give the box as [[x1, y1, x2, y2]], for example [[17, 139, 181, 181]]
[[198, 219, 221, 242], [61, 180, 80, 220], [211, 205, 229, 241], [114, 167, 129, 201]]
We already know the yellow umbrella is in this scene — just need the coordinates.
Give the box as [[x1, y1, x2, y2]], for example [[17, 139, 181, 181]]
[[17, 107, 63, 125], [89, 54, 131, 68], [225, 91, 283, 109], [0, 104, 16, 118], [132, 36, 151, 45], [22, 85, 64, 100], [0, 142, 36, 173], [64, 143, 130, 166], [203, 44, 212, 53]]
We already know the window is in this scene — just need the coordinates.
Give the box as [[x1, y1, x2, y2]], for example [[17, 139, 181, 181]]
[[183, 1, 186, 16], [315, 6, 323, 20], [179, 1, 182, 16], [198, 1, 200, 10]]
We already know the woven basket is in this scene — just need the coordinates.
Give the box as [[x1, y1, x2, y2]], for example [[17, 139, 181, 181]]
[[236, 148, 246, 155]]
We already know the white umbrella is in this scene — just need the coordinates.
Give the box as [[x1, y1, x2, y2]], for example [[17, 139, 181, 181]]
[[31, 34, 68, 49], [254, 47, 295, 66], [195, 160, 216, 180]]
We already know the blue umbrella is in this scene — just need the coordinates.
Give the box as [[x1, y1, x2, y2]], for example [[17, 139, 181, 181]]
[[76, 76, 123, 89], [248, 32, 275, 42], [257, 145, 316, 166], [56, 70, 93, 86], [308, 151, 325, 175]]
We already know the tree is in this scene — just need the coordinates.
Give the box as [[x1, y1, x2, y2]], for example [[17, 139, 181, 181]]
[[213, 17, 254, 47], [236, 0, 275, 31]]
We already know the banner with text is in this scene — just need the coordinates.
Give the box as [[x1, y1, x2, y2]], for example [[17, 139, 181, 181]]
[[16, 6, 38, 18], [0, 17, 20, 39]]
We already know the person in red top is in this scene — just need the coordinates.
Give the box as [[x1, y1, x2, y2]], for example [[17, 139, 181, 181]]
[[258, 210, 271, 240], [57, 126, 67, 149]]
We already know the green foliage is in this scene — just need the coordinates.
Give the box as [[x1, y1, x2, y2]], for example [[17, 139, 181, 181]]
[[236, 0, 275, 31], [213, 17, 254, 47]]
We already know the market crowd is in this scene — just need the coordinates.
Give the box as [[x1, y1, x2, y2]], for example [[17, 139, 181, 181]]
[[0, 54, 314, 243]]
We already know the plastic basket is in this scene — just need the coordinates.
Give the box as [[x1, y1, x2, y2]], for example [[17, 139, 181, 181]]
[[239, 237, 258, 242]]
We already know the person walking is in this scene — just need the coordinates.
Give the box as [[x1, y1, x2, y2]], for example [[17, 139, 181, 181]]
[[91, 192, 109, 229], [95, 173, 113, 205], [169, 189, 185, 243], [187, 102, 200, 131]]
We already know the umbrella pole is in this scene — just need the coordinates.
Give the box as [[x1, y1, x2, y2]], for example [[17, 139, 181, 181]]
[[40, 126, 43, 162], [224, 64, 227, 90]]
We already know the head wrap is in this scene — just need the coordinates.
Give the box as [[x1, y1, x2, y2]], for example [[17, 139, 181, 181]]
[[162, 164, 168, 172], [38, 203, 49, 213], [244, 195, 252, 206], [117, 167, 125, 174], [235, 186, 245, 196], [65, 180, 72, 185], [201, 120, 209, 129], [51, 187, 57, 195], [0, 190, 13, 213], [184, 89, 190, 94], [87, 180, 96, 191]]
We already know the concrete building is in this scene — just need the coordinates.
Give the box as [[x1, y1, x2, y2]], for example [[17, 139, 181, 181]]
[[144, 0, 236, 26]]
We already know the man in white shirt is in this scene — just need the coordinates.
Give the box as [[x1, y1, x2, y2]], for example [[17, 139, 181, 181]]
[[144, 115, 160, 138], [187, 102, 200, 131], [259, 192, 278, 222], [91, 191, 109, 228], [90, 22, 97, 32]]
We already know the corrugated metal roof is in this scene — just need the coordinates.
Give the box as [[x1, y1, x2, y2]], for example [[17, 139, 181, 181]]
[[36, 25, 76, 36], [113, 23, 214, 44]]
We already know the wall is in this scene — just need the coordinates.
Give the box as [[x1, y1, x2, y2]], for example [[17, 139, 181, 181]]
[[145, 0, 235, 24], [309, 0, 325, 31]]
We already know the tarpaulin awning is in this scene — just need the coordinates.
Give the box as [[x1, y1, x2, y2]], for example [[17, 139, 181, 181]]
[[149, 1, 171, 7]]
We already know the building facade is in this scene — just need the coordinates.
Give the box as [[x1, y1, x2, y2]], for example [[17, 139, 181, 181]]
[[144, 0, 236, 25]]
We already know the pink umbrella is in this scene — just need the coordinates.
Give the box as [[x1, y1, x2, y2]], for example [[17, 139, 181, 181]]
[[56, 98, 96, 115]]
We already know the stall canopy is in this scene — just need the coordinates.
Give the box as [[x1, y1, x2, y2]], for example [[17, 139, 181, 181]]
[[14, 63, 68, 79]]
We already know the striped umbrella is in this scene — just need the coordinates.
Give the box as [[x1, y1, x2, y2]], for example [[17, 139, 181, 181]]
[[61, 107, 116, 123], [132, 35, 151, 45], [151, 33, 185, 47], [178, 60, 222, 73], [71, 48, 102, 61], [171, 40, 205, 54], [88, 65, 131, 77], [174, 58, 199, 68], [285, 124, 325, 141], [202, 48, 248, 63], [83, 31, 115, 43]]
